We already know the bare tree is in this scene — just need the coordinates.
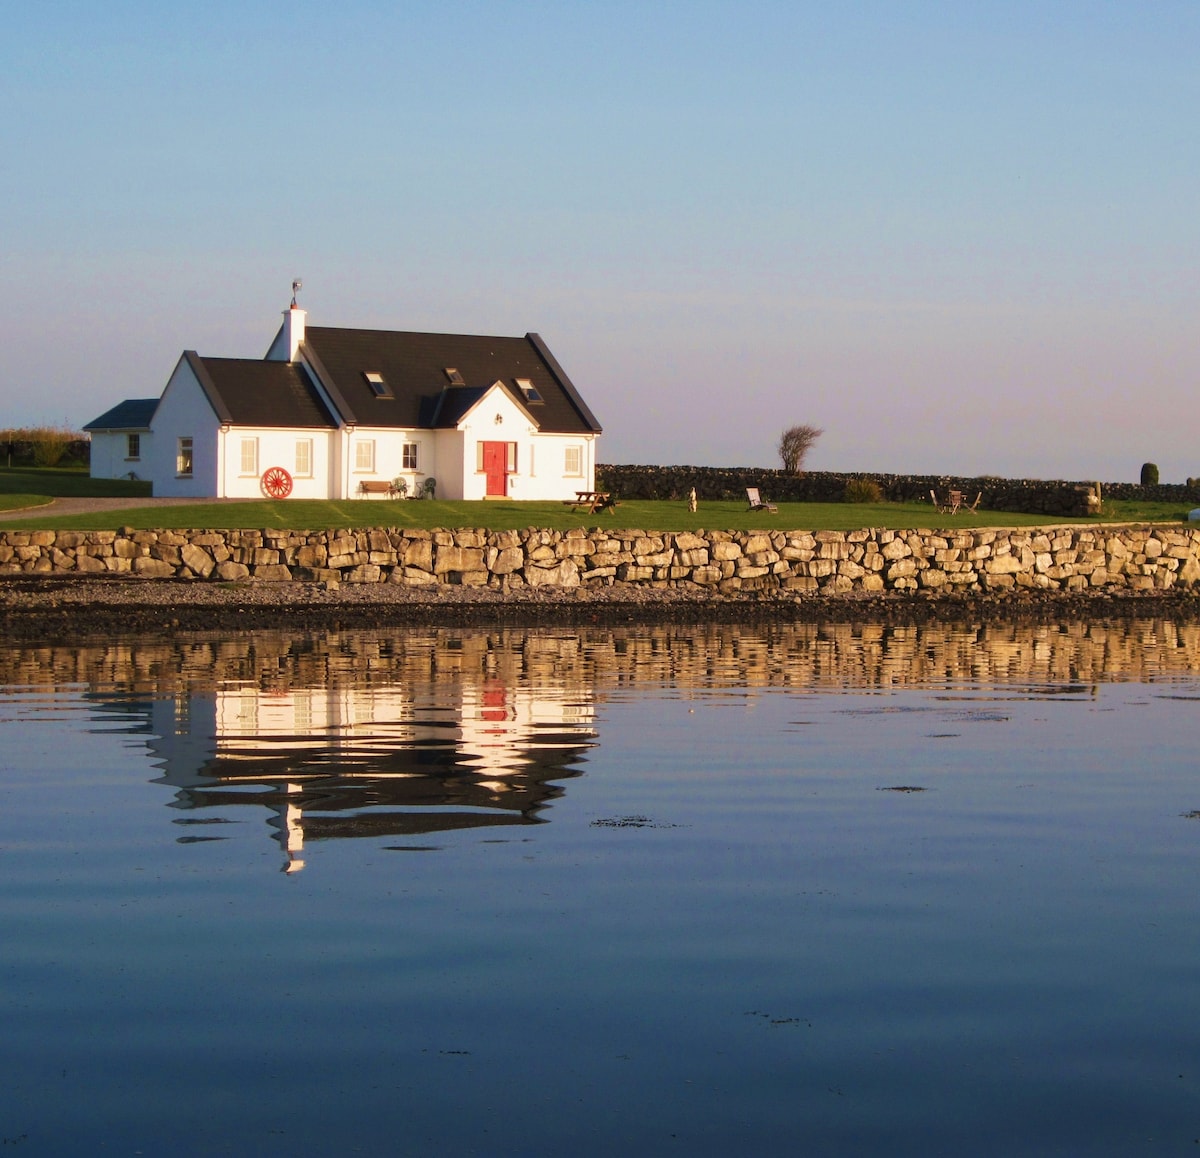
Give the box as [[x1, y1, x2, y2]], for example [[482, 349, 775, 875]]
[[778, 425, 822, 474]]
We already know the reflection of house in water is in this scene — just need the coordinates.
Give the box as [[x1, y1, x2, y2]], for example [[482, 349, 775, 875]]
[[112, 680, 595, 873]]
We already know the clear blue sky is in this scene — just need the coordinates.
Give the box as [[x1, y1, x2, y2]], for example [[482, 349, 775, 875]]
[[2, 1, 1197, 482]]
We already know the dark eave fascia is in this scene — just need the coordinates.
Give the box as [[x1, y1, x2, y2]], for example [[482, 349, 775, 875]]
[[183, 351, 234, 425], [296, 341, 358, 426], [525, 332, 602, 432]]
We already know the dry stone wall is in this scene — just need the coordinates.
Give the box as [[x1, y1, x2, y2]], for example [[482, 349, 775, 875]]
[[597, 465, 1200, 515], [3, 525, 1200, 594]]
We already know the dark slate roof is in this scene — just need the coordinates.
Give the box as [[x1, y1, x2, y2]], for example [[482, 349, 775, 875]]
[[83, 398, 159, 431], [189, 355, 338, 428], [302, 327, 602, 434]]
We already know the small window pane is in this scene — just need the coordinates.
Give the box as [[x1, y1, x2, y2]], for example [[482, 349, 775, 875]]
[[240, 438, 257, 475], [565, 446, 582, 476], [402, 442, 419, 470], [177, 437, 193, 477], [295, 439, 312, 477], [355, 440, 375, 471], [126, 433, 140, 460]]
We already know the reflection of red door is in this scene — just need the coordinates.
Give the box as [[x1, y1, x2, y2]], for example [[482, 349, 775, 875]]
[[482, 441, 508, 496]]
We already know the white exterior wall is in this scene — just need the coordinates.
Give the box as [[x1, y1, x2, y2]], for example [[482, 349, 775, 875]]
[[88, 430, 153, 481], [455, 386, 597, 501], [217, 428, 335, 499], [150, 360, 222, 497], [342, 428, 438, 499], [433, 429, 465, 500]]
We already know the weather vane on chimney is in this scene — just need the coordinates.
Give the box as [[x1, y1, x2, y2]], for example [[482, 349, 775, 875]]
[[291, 278, 303, 308]]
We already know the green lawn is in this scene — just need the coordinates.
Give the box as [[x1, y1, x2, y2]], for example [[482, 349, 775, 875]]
[[0, 495, 1194, 533], [0, 466, 152, 499]]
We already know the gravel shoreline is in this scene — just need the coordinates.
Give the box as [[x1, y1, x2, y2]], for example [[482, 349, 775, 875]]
[[3, 573, 1200, 639]]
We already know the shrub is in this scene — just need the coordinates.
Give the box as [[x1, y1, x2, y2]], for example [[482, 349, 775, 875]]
[[27, 426, 77, 468], [1140, 462, 1160, 487], [844, 477, 884, 503]]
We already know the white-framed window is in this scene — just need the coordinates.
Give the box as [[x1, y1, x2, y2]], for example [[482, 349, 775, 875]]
[[564, 445, 583, 476], [294, 438, 312, 478], [355, 439, 375, 472], [402, 442, 419, 471], [239, 438, 258, 476], [176, 437, 193, 478], [126, 433, 140, 460]]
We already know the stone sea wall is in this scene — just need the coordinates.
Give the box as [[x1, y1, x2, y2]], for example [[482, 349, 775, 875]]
[[3, 524, 1200, 594]]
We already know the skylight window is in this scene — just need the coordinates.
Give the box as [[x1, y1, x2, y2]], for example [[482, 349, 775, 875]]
[[363, 371, 393, 398], [444, 367, 466, 386], [514, 377, 543, 403]]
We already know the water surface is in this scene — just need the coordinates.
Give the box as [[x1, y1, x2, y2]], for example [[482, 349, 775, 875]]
[[3, 621, 1200, 1155]]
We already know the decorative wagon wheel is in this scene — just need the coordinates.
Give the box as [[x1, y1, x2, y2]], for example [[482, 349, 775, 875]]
[[260, 466, 293, 499]]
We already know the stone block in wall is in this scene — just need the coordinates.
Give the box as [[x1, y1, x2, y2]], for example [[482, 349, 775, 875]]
[[617, 564, 654, 582], [181, 544, 215, 577], [712, 542, 742, 561], [113, 538, 140, 559], [133, 557, 175, 578], [434, 546, 485, 573], [346, 565, 382, 583], [252, 564, 292, 581], [215, 562, 250, 581], [736, 563, 771, 579], [76, 554, 106, 573], [526, 560, 580, 588], [582, 566, 617, 581], [105, 557, 132, 573], [488, 546, 524, 574], [400, 567, 437, 586]]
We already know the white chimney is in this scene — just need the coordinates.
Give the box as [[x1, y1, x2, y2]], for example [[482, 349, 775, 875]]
[[282, 306, 306, 362]]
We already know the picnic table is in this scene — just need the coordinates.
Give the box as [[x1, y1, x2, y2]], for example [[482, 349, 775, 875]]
[[563, 490, 618, 514]]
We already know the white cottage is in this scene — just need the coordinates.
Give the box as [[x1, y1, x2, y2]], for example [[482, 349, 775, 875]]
[[83, 398, 158, 481], [87, 303, 603, 501]]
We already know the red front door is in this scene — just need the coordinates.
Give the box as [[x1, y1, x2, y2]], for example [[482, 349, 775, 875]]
[[482, 441, 508, 496]]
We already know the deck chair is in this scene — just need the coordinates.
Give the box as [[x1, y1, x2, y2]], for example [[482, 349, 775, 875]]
[[963, 492, 982, 512], [746, 487, 778, 513]]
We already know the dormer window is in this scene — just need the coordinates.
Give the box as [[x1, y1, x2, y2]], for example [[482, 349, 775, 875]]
[[444, 367, 465, 386], [514, 377, 543, 404], [363, 371, 392, 398]]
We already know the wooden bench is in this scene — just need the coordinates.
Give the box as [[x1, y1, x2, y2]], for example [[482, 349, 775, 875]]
[[358, 479, 399, 498], [563, 490, 618, 514]]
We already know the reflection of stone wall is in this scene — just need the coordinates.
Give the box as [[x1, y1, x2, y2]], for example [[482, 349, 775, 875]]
[[6, 621, 1200, 695], [3, 525, 1200, 595]]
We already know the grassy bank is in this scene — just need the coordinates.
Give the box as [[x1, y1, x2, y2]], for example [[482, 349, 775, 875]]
[[0, 495, 1194, 533]]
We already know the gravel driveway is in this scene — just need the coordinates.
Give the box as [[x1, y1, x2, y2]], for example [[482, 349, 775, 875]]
[[0, 496, 252, 521]]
